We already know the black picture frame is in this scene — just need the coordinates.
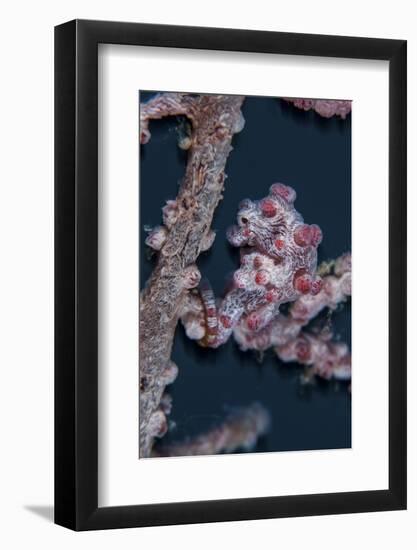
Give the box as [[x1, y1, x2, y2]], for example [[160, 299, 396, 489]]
[[55, 19, 407, 531]]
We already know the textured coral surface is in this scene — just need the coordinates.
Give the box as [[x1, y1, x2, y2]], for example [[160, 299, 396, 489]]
[[139, 92, 246, 457], [154, 403, 270, 457], [284, 98, 352, 119]]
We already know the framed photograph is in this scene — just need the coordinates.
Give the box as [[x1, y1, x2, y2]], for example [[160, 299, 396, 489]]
[[55, 19, 406, 530]]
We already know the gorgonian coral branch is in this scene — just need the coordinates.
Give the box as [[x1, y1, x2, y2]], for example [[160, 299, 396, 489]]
[[140, 93, 189, 145], [284, 98, 352, 119], [275, 327, 351, 383], [139, 93, 245, 457], [236, 254, 352, 382], [153, 403, 270, 457], [234, 253, 351, 350]]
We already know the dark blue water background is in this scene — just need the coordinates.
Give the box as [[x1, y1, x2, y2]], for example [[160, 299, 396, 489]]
[[140, 92, 351, 454]]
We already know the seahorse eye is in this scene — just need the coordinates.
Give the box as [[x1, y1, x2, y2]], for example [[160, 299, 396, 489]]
[[240, 217, 248, 225]]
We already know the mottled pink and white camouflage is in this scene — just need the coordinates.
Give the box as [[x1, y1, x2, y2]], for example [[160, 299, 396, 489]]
[[198, 183, 323, 347]]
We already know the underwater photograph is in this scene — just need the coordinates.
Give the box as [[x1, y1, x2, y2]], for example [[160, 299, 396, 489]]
[[138, 91, 351, 459]]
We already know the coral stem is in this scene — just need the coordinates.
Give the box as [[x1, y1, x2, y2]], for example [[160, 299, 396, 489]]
[[153, 403, 270, 457], [139, 93, 245, 457], [283, 98, 352, 119]]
